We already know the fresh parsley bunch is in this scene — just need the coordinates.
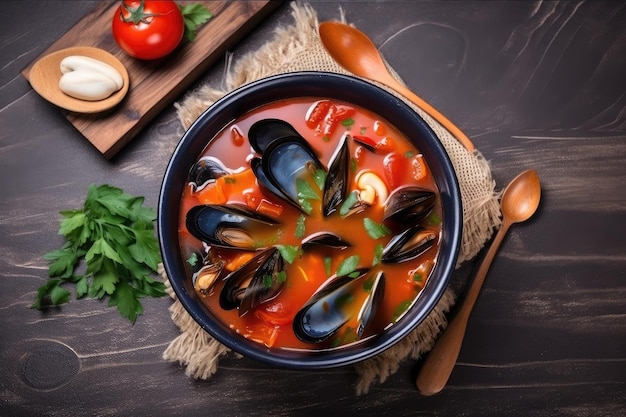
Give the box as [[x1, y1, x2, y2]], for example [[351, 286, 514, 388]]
[[32, 184, 166, 323]]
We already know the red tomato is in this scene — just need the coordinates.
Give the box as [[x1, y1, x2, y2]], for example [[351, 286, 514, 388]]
[[383, 152, 409, 189], [112, 0, 184, 60]]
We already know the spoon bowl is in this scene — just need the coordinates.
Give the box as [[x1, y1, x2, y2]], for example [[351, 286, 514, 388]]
[[319, 21, 475, 152], [416, 169, 541, 395], [28, 46, 129, 113]]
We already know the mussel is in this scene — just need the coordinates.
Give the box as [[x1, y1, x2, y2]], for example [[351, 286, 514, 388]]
[[250, 157, 285, 201], [219, 248, 285, 316], [293, 269, 385, 344], [322, 134, 350, 216], [383, 186, 436, 224], [188, 156, 230, 191], [185, 204, 280, 250], [381, 226, 437, 264], [248, 119, 326, 214], [193, 261, 224, 297], [301, 231, 351, 250], [248, 119, 304, 154], [263, 140, 323, 211]]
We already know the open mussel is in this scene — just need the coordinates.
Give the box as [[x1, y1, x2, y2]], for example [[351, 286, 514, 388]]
[[193, 261, 225, 297], [381, 225, 437, 264], [185, 204, 280, 250], [248, 119, 325, 213], [188, 156, 230, 192], [219, 248, 285, 316], [383, 186, 436, 224], [293, 269, 385, 344]]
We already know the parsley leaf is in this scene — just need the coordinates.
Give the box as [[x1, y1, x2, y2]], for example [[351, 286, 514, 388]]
[[372, 243, 383, 266], [313, 169, 326, 191], [341, 118, 355, 128], [336, 255, 360, 277], [179, 4, 213, 42], [339, 190, 360, 217], [295, 214, 306, 238], [364, 218, 391, 239], [276, 244, 301, 264], [296, 178, 321, 201], [296, 178, 320, 214], [32, 184, 166, 323]]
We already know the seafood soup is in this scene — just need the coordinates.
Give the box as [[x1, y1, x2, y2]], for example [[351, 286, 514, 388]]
[[178, 97, 443, 351]]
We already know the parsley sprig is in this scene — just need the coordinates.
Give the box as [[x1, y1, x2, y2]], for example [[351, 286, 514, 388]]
[[179, 3, 213, 42], [31, 184, 166, 323]]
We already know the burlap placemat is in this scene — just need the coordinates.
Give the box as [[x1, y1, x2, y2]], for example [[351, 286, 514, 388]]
[[161, 2, 501, 395]]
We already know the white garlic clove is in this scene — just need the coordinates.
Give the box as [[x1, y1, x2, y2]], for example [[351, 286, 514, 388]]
[[59, 70, 120, 101], [60, 55, 123, 89]]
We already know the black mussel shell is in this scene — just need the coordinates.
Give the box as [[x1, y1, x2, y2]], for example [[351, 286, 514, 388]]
[[186, 204, 279, 249], [293, 268, 384, 344], [381, 226, 437, 264], [248, 119, 305, 154], [323, 134, 350, 217], [219, 248, 285, 316], [188, 156, 230, 191], [250, 156, 289, 202], [260, 138, 324, 211], [383, 186, 437, 224], [301, 231, 351, 250]]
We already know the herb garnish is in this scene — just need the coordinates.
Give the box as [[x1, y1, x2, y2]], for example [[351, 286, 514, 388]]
[[31, 184, 166, 323], [262, 271, 287, 288], [339, 190, 359, 217], [296, 178, 320, 215], [336, 255, 360, 277], [186, 252, 200, 268], [179, 3, 213, 42], [295, 214, 306, 238], [276, 244, 301, 264], [372, 243, 383, 266], [313, 169, 326, 191], [341, 118, 355, 128], [392, 300, 413, 323], [364, 218, 391, 239], [324, 256, 332, 276]]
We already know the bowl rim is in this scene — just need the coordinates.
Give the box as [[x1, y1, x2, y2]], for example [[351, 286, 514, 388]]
[[158, 71, 462, 369]]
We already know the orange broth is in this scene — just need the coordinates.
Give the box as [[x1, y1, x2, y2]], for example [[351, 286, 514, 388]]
[[178, 97, 442, 351]]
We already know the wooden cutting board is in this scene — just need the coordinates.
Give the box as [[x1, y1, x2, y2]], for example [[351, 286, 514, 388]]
[[21, 1, 283, 159]]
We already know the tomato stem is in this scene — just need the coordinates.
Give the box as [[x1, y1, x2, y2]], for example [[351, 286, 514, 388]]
[[120, 0, 162, 25]]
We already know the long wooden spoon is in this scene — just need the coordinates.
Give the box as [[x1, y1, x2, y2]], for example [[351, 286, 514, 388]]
[[318, 21, 475, 152], [416, 169, 541, 395]]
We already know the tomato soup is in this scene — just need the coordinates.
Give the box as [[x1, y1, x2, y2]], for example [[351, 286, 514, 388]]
[[177, 97, 442, 351]]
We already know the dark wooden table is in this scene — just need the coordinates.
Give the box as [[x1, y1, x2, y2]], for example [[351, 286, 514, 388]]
[[2, 1, 624, 416]]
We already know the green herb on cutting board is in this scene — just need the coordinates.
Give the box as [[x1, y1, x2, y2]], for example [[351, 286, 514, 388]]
[[31, 184, 166, 323]]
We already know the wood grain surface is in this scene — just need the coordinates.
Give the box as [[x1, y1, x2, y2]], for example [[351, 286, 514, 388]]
[[20, 1, 282, 159], [1, 1, 624, 416]]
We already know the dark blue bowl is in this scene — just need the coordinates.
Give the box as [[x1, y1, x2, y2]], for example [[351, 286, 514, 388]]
[[158, 72, 462, 369]]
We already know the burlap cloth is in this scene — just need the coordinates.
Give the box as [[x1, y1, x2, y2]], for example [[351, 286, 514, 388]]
[[161, 2, 501, 395]]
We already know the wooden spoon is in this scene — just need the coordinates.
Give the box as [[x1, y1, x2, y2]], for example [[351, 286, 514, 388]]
[[318, 21, 475, 152], [416, 169, 541, 395], [28, 46, 129, 113]]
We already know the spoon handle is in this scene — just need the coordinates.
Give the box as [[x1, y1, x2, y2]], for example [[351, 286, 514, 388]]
[[416, 219, 511, 395], [382, 78, 475, 153]]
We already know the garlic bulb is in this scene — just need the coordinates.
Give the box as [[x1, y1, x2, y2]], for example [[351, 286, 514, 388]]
[[58, 56, 124, 101]]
